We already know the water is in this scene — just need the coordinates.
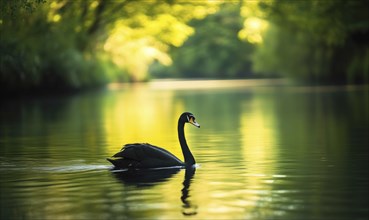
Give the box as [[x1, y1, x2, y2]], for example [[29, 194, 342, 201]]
[[1, 80, 368, 219]]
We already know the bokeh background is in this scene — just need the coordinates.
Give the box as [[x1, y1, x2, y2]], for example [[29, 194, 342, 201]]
[[1, 0, 368, 93]]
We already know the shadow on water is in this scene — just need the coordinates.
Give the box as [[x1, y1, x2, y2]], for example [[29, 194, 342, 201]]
[[112, 167, 197, 216], [112, 167, 181, 187]]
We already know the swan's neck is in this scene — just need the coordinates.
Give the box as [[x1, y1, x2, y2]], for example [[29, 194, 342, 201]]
[[178, 121, 195, 165]]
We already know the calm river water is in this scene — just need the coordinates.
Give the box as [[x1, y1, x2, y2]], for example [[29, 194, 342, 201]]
[[1, 80, 368, 220]]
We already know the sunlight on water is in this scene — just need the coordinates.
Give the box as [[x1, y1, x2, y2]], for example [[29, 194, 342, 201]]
[[102, 86, 185, 159], [0, 80, 368, 219]]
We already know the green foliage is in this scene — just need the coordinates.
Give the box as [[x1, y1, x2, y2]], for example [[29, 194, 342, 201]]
[[1, 0, 368, 93], [151, 4, 255, 79], [0, 0, 220, 93], [253, 0, 369, 83], [0, 0, 123, 92], [252, 24, 334, 81]]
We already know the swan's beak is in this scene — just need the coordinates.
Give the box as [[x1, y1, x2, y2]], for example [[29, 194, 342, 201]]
[[189, 118, 200, 128]]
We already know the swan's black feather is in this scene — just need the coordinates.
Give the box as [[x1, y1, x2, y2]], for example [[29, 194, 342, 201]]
[[108, 143, 184, 169]]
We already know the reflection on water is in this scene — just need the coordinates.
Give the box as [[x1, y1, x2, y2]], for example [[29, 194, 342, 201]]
[[0, 80, 368, 219], [112, 168, 181, 187], [181, 167, 197, 216], [111, 167, 197, 216]]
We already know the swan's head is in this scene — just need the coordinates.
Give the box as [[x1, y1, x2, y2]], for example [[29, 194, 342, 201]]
[[181, 112, 200, 128]]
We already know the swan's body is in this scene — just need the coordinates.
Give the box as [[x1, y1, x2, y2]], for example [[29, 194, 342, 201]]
[[107, 143, 184, 168], [107, 112, 200, 169]]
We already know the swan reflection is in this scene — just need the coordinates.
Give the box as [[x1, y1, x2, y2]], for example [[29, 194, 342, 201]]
[[112, 167, 181, 187], [112, 167, 197, 215], [181, 167, 197, 216]]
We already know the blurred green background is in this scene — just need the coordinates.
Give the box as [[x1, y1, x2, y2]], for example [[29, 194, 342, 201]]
[[1, 0, 368, 93]]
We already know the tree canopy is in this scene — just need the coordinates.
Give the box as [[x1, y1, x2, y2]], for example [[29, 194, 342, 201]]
[[0, 0, 218, 92], [252, 0, 369, 83], [1, 0, 368, 93], [151, 3, 255, 79]]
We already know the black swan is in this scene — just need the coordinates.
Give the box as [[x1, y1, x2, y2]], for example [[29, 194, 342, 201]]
[[107, 112, 200, 169]]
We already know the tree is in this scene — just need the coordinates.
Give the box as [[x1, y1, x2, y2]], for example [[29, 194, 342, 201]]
[[252, 0, 369, 83], [151, 3, 255, 79], [0, 0, 220, 92]]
